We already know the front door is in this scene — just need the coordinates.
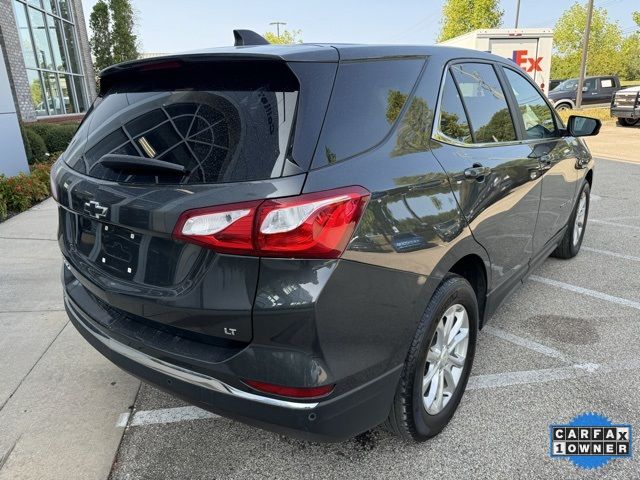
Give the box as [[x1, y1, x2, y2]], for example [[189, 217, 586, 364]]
[[500, 66, 579, 255], [431, 62, 542, 293]]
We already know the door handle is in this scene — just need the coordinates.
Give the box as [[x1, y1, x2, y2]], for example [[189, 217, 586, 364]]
[[464, 165, 492, 181]]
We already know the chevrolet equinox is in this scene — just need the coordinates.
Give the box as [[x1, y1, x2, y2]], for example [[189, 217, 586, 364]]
[[53, 31, 600, 442]]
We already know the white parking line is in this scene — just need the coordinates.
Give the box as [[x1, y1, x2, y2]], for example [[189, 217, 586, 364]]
[[467, 359, 640, 390], [590, 219, 640, 232], [529, 275, 640, 311], [582, 246, 640, 263], [482, 326, 572, 362], [116, 406, 219, 427]]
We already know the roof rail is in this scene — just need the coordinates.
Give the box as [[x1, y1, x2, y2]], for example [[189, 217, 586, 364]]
[[233, 30, 270, 46]]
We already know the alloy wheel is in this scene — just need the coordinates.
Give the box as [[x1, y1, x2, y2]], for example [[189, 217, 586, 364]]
[[422, 304, 469, 415], [573, 191, 588, 246]]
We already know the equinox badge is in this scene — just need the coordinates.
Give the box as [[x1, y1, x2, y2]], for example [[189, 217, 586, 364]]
[[84, 200, 108, 219]]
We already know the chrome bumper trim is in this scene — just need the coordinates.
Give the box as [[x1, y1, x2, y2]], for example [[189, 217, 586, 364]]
[[65, 295, 319, 410]]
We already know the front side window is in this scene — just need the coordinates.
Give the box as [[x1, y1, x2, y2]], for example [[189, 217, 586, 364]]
[[503, 68, 558, 140], [12, 0, 87, 116], [450, 63, 516, 144]]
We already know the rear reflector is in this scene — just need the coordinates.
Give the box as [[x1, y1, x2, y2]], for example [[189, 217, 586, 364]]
[[173, 187, 370, 259], [243, 379, 335, 399]]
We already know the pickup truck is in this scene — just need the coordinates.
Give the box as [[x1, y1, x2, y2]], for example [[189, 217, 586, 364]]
[[548, 75, 622, 110], [611, 86, 640, 127]]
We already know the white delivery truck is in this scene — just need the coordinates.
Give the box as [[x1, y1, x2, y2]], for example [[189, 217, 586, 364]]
[[439, 28, 554, 94]]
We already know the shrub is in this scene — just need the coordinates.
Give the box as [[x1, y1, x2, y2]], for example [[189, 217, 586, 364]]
[[0, 161, 53, 220], [0, 180, 7, 221], [22, 128, 48, 164], [26, 122, 78, 154]]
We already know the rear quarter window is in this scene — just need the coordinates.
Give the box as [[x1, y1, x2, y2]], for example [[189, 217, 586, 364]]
[[313, 58, 424, 166]]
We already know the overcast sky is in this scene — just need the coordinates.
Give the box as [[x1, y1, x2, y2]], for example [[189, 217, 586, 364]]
[[80, 0, 638, 53]]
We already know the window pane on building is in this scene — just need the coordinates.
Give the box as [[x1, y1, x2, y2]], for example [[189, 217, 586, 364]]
[[29, 8, 54, 70], [58, 0, 71, 20], [59, 74, 77, 113], [26, 69, 47, 115], [27, 0, 42, 7], [71, 75, 87, 111], [13, 1, 37, 68], [42, 71, 64, 114], [47, 15, 68, 71], [62, 20, 81, 73]]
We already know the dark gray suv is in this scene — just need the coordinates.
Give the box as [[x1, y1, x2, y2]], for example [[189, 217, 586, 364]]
[[53, 33, 600, 442]]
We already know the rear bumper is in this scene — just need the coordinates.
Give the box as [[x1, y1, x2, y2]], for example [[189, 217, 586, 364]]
[[64, 281, 402, 442], [611, 107, 640, 119]]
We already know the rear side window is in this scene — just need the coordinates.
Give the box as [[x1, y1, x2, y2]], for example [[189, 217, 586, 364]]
[[438, 71, 472, 143], [64, 61, 299, 184], [450, 63, 516, 144], [314, 59, 424, 165]]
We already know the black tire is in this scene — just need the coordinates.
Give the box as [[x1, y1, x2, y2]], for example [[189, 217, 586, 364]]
[[386, 274, 478, 442], [555, 102, 572, 112], [617, 117, 639, 127], [552, 181, 590, 259]]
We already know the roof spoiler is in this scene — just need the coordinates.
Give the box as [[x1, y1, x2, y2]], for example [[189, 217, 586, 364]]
[[233, 30, 270, 46]]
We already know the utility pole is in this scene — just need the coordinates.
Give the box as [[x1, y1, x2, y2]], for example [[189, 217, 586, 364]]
[[269, 21, 287, 37], [515, 0, 521, 28], [576, 0, 594, 109]]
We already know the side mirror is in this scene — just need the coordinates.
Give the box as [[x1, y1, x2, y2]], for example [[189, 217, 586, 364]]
[[582, 86, 589, 92], [567, 115, 601, 137]]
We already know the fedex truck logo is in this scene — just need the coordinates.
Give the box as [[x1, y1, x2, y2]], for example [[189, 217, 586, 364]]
[[512, 50, 543, 72]]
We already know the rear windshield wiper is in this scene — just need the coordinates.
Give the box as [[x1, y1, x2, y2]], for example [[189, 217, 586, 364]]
[[97, 154, 188, 175]]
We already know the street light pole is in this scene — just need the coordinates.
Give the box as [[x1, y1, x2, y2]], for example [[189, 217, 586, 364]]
[[515, 0, 521, 28], [269, 21, 287, 37], [576, 0, 594, 109]]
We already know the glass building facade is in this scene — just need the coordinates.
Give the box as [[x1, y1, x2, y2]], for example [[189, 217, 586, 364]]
[[12, 0, 87, 116]]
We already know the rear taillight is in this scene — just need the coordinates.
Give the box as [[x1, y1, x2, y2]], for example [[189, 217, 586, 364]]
[[173, 187, 370, 258], [243, 379, 335, 399], [173, 200, 262, 255]]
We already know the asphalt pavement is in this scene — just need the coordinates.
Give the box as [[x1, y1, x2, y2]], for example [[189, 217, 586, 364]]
[[0, 156, 638, 479]]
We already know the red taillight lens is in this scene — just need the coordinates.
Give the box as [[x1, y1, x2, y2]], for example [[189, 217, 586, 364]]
[[256, 187, 370, 258], [173, 187, 370, 259], [243, 379, 335, 399], [172, 200, 262, 255]]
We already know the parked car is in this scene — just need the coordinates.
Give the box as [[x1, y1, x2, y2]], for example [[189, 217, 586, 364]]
[[549, 75, 621, 110], [611, 86, 640, 127], [52, 32, 600, 443]]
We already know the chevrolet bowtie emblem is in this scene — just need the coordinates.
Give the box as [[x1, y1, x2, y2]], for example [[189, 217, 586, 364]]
[[84, 200, 108, 219]]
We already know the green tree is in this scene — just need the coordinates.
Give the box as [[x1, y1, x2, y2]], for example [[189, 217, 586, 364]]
[[438, 0, 503, 42], [89, 0, 113, 71], [110, 0, 139, 64], [551, 3, 623, 79], [263, 29, 302, 45], [620, 11, 640, 80]]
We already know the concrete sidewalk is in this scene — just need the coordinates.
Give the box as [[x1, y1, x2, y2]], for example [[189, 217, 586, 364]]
[[0, 199, 139, 480]]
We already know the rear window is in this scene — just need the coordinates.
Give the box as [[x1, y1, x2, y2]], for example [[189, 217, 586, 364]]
[[313, 58, 424, 166], [64, 61, 299, 184]]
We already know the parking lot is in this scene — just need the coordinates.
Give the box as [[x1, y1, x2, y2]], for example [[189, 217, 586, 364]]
[[1, 127, 639, 479]]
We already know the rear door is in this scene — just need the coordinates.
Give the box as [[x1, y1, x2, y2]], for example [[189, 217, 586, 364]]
[[56, 57, 337, 343], [431, 61, 541, 294]]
